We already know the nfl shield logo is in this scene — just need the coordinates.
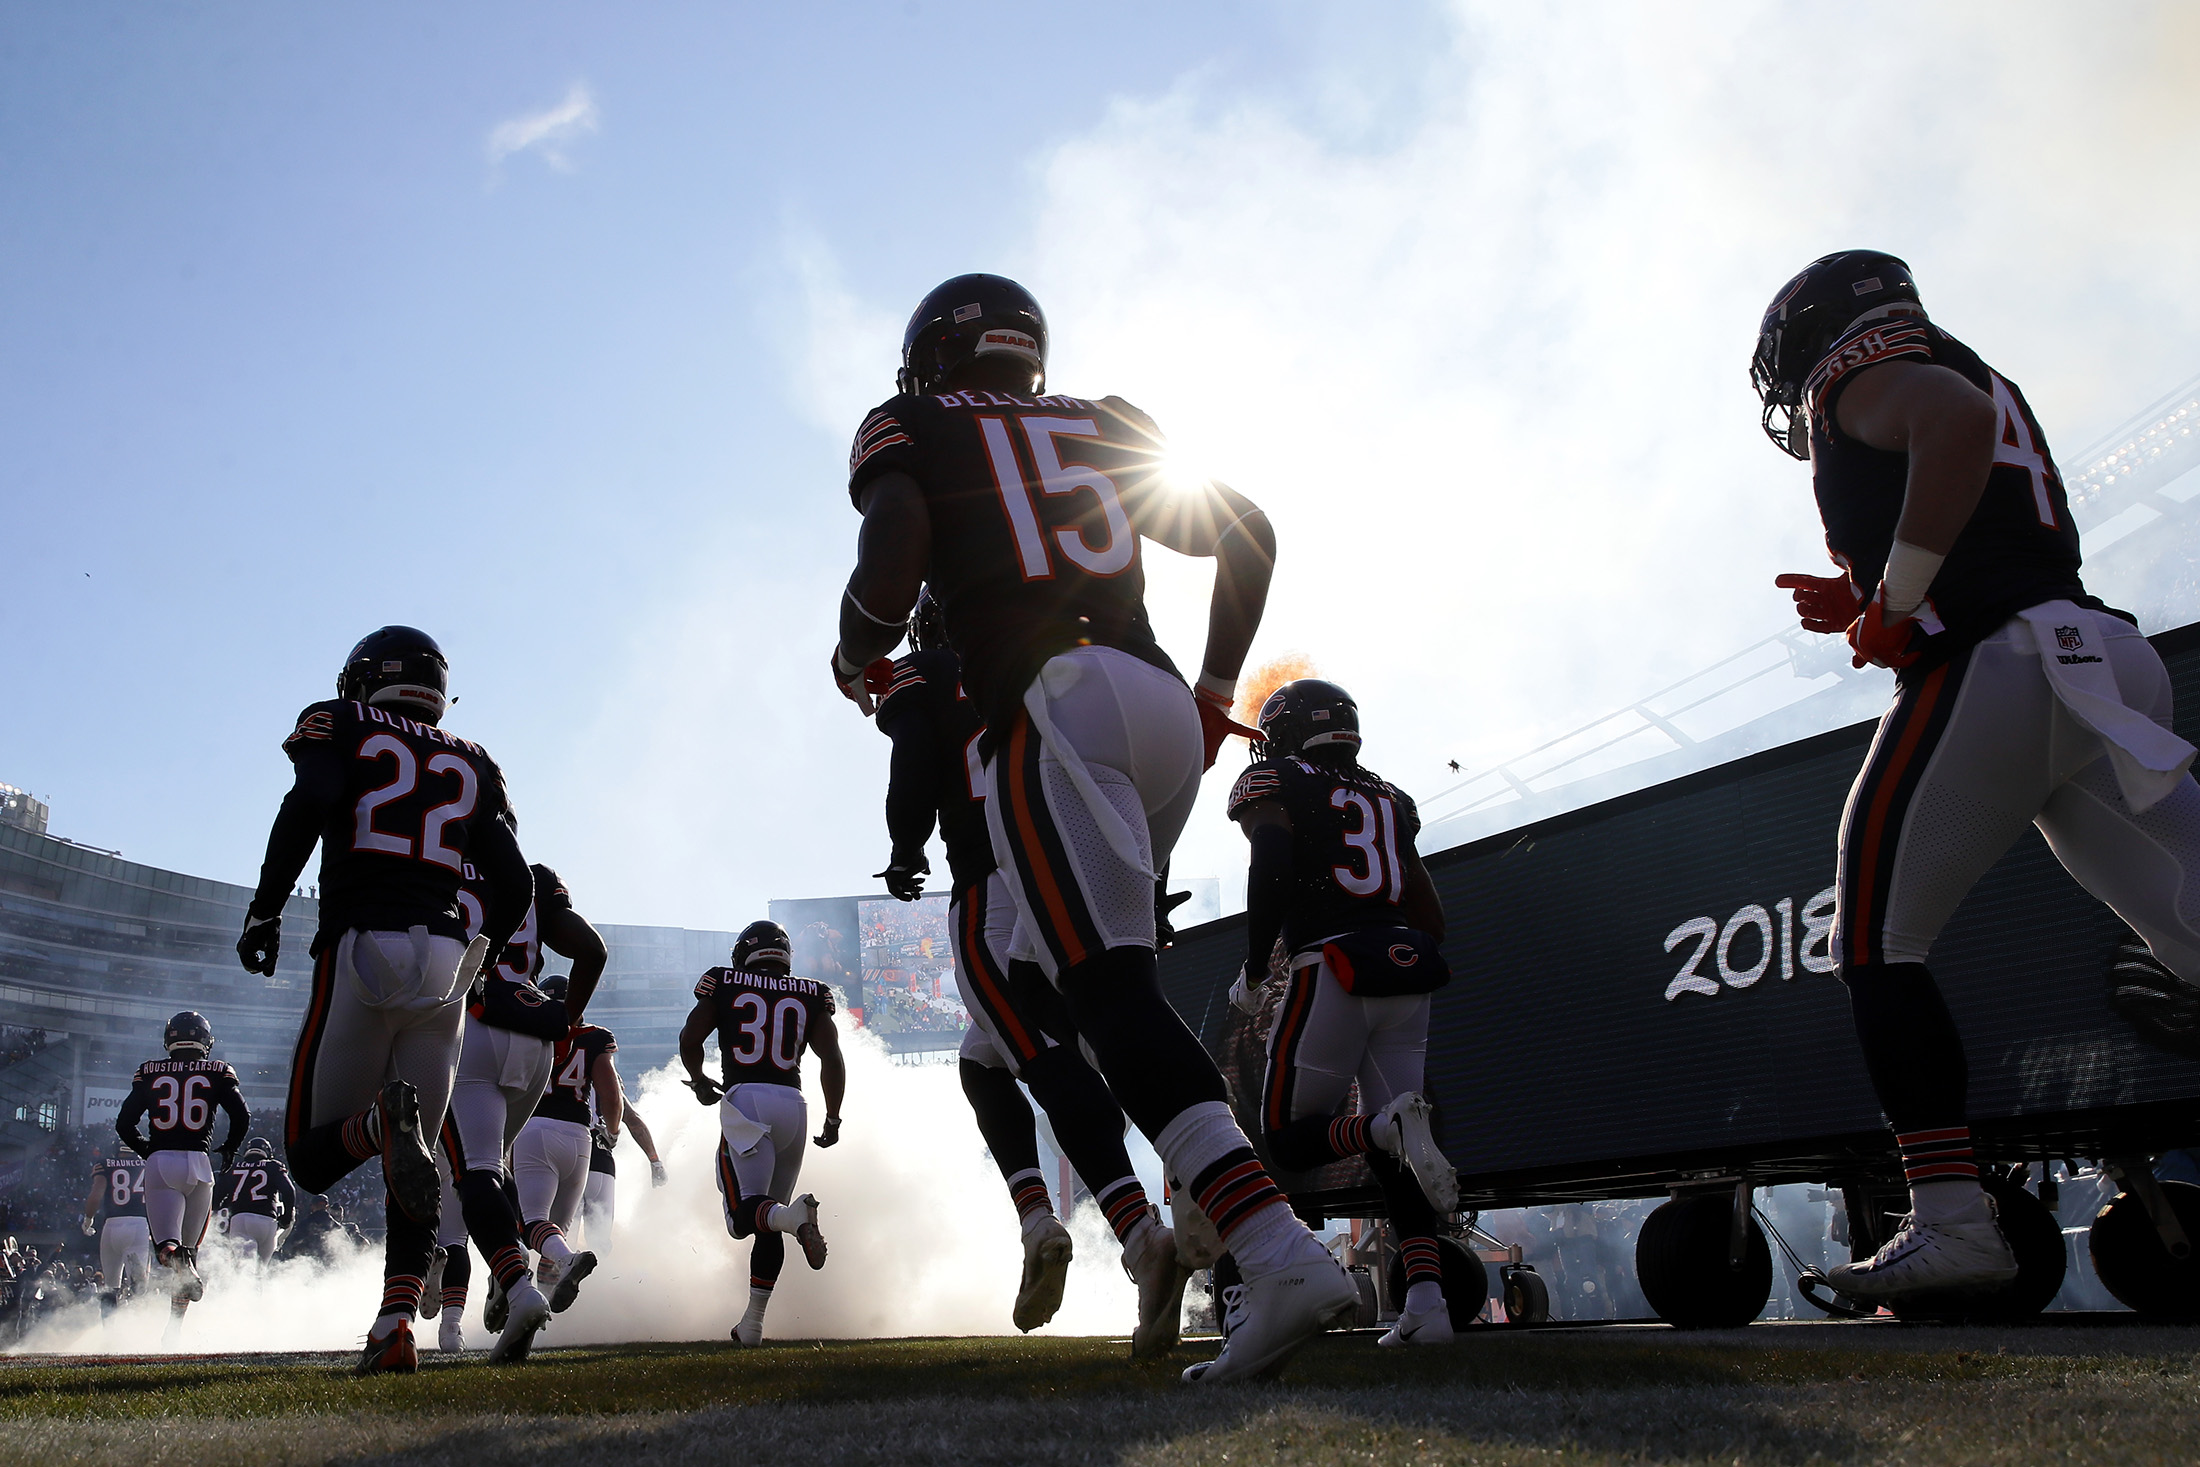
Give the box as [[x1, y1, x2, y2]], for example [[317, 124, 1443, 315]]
[[2056, 626, 2084, 651]]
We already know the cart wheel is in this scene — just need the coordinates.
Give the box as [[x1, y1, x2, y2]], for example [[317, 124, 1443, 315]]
[[1382, 1235, 1491, 1331], [1635, 1195, 1772, 1329], [1890, 1177, 2066, 1323], [1501, 1263, 1550, 1326], [2090, 1179, 2200, 1321]]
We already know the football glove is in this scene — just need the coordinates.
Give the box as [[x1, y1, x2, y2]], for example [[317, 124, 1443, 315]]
[[650, 1160, 667, 1188], [237, 915, 280, 977], [1847, 585, 1923, 670], [216, 1144, 238, 1173], [875, 850, 929, 902], [80, 1216, 96, 1237], [685, 1072, 724, 1107], [1773, 571, 1864, 635], [814, 1115, 842, 1148], [1228, 963, 1263, 1016], [1193, 686, 1264, 772], [1156, 886, 1194, 951]]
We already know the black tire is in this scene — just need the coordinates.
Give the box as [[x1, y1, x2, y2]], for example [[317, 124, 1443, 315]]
[[1889, 1177, 2066, 1324], [2090, 1180, 2200, 1321], [1383, 1234, 1491, 1331], [1635, 1195, 1773, 1329], [1501, 1264, 1551, 1326]]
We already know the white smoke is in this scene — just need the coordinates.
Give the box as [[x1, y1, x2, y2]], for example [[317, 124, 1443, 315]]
[[13, 1032, 1145, 1354]]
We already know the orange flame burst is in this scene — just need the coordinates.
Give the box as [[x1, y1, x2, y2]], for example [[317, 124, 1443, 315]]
[[1234, 652, 1322, 729]]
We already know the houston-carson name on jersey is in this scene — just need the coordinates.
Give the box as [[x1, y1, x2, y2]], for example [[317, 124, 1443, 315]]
[[1805, 316, 2130, 670], [848, 389, 1182, 742], [1228, 755, 1427, 955]]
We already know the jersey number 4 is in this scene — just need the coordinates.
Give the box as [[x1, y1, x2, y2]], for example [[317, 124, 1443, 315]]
[[1990, 373, 2060, 528], [979, 415, 1135, 581], [353, 734, 481, 869]]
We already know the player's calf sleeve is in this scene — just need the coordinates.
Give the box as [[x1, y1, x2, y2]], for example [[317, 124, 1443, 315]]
[[1017, 1043, 1140, 1206], [380, 1180, 437, 1319], [750, 1230, 787, 1288], [1057, 945, 1227, 1139], [960, 1058, 1044, 1182], [441, 1243, 472, 1314], [1267, 1113, 1374, 1172], [286, 1120, 371, 1195], [1842, 961, 1969, 1132], [456, 1169, 530, 1288]]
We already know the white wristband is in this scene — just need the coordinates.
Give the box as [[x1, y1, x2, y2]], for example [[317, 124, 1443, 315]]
[[1195, 672, 1236, 704], [833, 646, 867, 680], [1879, 539, 1945, 621]]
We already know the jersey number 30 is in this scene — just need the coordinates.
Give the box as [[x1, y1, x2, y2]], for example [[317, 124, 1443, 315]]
[[727, 993, 809, 1071]]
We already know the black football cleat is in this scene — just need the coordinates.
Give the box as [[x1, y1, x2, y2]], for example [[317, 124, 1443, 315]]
[[549, 1252, 596, 1313], [377, 1081, 441, 1223]]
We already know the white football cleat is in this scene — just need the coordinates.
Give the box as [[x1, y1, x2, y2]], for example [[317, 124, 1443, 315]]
[[1378, 1301, 1456, 1347], [1122, 1213, 1190, 1358], [535, 1253, 564, 1293], [730, 1317, 763, 1347], [549, 1252, 596, 1313], [1825, 1207, 2019, 1300], [487, 1279, 552, 1363], [419, 1248, 446, 1320], [1013, 1215, 1073, 1333], [1181, 1238, 1356, 1384], [1376, 1094, 1458, 1214], [438, 1310, 465, 1353], [483, 1272, 508, 1332]]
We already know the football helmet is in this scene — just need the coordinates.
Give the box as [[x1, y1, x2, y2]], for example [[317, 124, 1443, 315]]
[[1256, 679, 1362, 758], [898, 274, 1047, 397], [238, 1136, 275, 1165], [537, 973, 569, 1003], [907, 586, 949, 652], [337, 626, 450, 723], [731, 920, 793, 973], [163, 1011, 213, 1058], [1752, 250, 1921, 459]]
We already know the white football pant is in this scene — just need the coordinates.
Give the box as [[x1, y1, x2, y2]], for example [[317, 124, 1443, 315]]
[[100, 1217, 151, 1294], [142, 1151, 214, 1248], [513, 1115, 591, 1233]]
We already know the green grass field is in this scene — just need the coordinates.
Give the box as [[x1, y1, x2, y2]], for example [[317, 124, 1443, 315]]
[[4, 1323, 2195, 1466]]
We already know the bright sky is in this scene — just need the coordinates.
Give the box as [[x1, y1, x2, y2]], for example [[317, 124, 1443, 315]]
[[6, 3, 2198, 932]]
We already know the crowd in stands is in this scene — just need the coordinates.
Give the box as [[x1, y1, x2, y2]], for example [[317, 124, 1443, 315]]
[[0, 1025, 50, 1069], [860, 984, 966, 1036]]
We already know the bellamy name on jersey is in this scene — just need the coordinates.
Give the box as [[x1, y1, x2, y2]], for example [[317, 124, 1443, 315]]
[[694, 966, 836, 1090], [848, 389, 1185, 741]]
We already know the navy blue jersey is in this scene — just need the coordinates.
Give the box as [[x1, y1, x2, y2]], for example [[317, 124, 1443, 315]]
[[533, 1025, 616, 1125], [254, 699, 522, 944], [847, 390, 1189, 740], [461, 862, 572, 1040], [694, 966, 835, 1091], [1227, 754, 1425, 954], [93, 1156, 147, 1222], [117, 1057, 249, 1156], [218, 1158, 297, 1222], [1805, 318, 2125, 670], [875, 647, 994, 890], [590, 1134, 615, 1177]]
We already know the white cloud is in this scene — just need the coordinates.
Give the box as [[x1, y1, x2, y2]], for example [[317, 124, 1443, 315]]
[[486, 82, 600, 171]]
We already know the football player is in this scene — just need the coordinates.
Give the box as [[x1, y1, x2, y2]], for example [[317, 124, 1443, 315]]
[[78, 1152, 150, 1320], [115, 1010, 249, 1331], [238, 625, 533, 1374], [1753, 251, 2200, 1298], [832, 274, 1353, 1381], [436, 859, 608, 1361], [215, 1137, 298, 1264], [582, 1103, 665, 1259], [510, 974, 615, 1312], [679, 921, 843, 1347], [1225, 681, 1458, 1346], [873, 589, 1189, 1345]]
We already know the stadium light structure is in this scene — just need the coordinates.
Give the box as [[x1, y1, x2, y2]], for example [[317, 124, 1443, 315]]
[[1421, 369, 2200, 851]]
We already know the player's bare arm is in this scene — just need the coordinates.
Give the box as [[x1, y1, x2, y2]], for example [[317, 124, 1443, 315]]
[[624, 1105, 661, 1165], [1834, 360, 2000, 556], [80, 1170, 103, 1232], [1231, 797, 1293, 1012], [590, 1050, 624, 1143], [1138, 477, 1278, 690], [834, 471, 932, 711], [809, 1011, 846, 1147], [543, 905, 609, 1023], [678, 1000, 721, 1103]]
